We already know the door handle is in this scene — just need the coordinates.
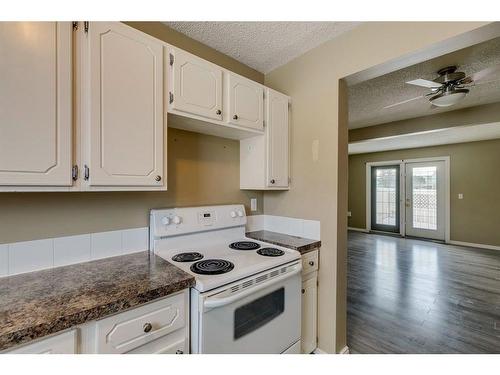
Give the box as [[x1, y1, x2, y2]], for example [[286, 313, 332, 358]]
[[203, 265, 302, 310]]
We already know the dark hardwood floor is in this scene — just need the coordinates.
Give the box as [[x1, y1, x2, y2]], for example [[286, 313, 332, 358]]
[[347, 231, 500, 353]]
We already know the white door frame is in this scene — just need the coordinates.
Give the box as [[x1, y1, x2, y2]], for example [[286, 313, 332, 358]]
[[365, 156, 450, 243]]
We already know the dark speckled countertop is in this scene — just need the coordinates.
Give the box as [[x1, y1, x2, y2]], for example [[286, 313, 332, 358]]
[[246, 230, 321, 254], [0, 251, 194, 351]]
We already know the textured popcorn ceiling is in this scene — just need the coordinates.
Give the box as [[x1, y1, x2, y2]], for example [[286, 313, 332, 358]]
[[349, 37, 500, 129], [164, 22, 360, 74]]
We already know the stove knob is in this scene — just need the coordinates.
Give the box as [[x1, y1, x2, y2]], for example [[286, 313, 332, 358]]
[[161, 217, 170, 225], [237, 210, 244, 217], [173, 215, 182, 225], [230, 211, 237, 218]]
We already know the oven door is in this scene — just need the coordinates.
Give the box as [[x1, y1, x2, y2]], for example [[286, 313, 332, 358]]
[[196, 263, 301, 354]]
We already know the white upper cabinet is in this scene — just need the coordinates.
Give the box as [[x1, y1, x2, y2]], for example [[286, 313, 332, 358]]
[[84, 22, 164, 187], [0, 22, 72, 187], [227, 73, 264, 131], [240, 88, 290, 190], [169, 47, 223, 121], [266, 89, 289, 188]]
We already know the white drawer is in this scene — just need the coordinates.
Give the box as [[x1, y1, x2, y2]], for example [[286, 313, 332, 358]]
[[96, 291, 187, 354], [301, 249, 319, 275], [127, 328, 187, 354], [6, 329, 77, 354]]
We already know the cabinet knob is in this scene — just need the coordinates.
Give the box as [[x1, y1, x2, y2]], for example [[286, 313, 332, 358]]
[[270, 179, 275, 184], [155, 175, 162, 182], [233, 114, 238, 120], [308, 261, 315, 266], [143, 322, 153, 333], [176, 349, 184, 354], [301, 288, 305, 294], [216, 109, 222, 115]]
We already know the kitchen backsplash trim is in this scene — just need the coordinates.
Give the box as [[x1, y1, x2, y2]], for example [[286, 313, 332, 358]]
[[0, 227, 149, 278], [246, 215, 320, 240]]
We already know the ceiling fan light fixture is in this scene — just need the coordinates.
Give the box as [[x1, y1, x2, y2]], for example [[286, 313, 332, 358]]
[[430, 88, 469, 107]]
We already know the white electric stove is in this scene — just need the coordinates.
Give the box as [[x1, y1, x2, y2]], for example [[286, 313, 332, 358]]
[[149, 204, 302, 354]]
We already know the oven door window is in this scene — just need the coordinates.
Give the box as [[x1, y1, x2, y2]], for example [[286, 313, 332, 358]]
[[234, 287, 285, 340]]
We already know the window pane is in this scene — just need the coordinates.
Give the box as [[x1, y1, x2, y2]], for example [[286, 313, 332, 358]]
[[234, 288, 284, 340], [375, 168, 397, 226], [412, 166, 437, 230]]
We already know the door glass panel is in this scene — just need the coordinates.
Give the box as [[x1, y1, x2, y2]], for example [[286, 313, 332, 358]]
[[412, 166, 437, 230], [234, 288, 284, 340], [375, 168, 398, 226]]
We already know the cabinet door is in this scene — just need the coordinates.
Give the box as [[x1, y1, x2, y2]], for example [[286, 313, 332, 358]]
[[6, 330, 77, 354], [228, 73, 263, 130], [301, 275, 318, 354], [0, 22, 72, 186], [170, 48, 223, 121], [266, 89, 289, 188], [86, 22, 164, 186]]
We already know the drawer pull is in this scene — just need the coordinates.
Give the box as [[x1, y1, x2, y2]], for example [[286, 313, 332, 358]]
[[176, 349, 184, 354], [143, 323, 153, 333], [308, 261, 315, 266]]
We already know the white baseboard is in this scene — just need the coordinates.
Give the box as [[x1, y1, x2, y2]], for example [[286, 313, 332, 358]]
[[313, 347, 327, 354], [339, 345, 350, 354], [312, 346, 349, 354], [348, 227, 369, 233], [449, 240, 500, 252]]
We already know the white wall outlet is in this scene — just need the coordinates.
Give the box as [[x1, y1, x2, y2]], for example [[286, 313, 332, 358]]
[[458, 193, 464, 200], [347, 211, 352, 217], [250, 198, 257, 212]]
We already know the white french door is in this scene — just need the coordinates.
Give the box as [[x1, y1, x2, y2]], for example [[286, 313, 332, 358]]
[[404, 161, 446, 240]]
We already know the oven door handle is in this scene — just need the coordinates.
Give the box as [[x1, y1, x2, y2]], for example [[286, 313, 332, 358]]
[[203, 266, 302, 310]]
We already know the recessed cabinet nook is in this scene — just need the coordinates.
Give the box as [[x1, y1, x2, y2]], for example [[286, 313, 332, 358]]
[[0, 21, 290, 192]]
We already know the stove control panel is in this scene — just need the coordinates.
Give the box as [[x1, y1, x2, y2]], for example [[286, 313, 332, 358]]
[[198, 209, 216, 226], [150, 204, 246, 238]]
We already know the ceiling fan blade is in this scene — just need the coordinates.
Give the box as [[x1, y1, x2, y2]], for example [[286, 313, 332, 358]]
[[383, 95, 425, 109], [406, 79, 442, 88], [461, 64, 500, 84]]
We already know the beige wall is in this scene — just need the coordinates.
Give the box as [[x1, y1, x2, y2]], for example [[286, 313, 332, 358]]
[[264, 22, 489, 353], [349, 102, 500, 142], [0, 128, 263, 244], [0, 22, 264, 244], [348, 138, 500, 247]]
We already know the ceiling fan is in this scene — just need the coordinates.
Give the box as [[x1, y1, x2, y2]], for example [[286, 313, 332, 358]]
[[384, 64, 500, 109]]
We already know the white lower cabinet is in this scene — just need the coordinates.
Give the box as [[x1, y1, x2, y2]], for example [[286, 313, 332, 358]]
[[6, 330, 77, 354], [301, 249, 319, 354], [94, 291, 187, 354], [4, 290, 189, 354]]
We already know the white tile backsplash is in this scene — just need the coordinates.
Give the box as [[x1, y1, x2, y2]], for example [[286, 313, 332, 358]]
[[122, 227, 149, 254], [91, 230, 122, 260], [8, 239, 54, 275], [0, 244, 8, 277], [0, 227, 149, 278], [54, 234, 91, 267], [246, 214, 320, 241]]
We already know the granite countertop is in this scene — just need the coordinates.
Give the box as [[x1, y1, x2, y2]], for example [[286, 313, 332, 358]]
[[246, 230, 321, 254], [0, 251, 194, 351]]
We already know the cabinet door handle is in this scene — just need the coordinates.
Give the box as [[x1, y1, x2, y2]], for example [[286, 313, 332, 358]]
[[155, 175, 162, 182], [143, 323, 153, 333], [308, 261, 315, 266], [270, 179, 275, 184], [301, 288, 305, 294], [216, 109, 221, 115], [176, 349, 184, 354], [233, 114, 238, 120]]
